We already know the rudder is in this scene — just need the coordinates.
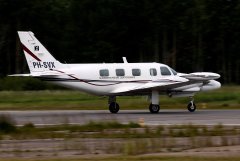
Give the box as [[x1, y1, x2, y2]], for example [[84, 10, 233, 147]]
[[18, 31, 62, 73]]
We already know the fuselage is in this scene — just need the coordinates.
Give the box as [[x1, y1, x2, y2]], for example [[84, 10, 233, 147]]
[[41, 62, 177, 95], [39, 62, 220, 96]]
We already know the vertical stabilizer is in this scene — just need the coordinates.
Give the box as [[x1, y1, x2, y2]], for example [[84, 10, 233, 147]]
[[18, 31, 62, 73]]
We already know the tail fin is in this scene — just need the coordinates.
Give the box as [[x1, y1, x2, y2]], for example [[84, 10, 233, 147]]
[[18, 31, 62, 73]]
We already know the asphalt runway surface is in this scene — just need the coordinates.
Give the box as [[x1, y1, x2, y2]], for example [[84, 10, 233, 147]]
[[1, 110, 240, 126]]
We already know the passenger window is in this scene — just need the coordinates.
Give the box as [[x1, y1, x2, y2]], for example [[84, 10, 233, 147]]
[[160, 67, 171, 76], [150, 68, 157, 76], [116, 69, 125, 76], [132, 69, 141, 76], [99, 69, 109, 76]]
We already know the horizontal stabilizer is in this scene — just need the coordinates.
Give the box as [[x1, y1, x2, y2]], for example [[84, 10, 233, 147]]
[[9, 71, 70, 77], [33, 71, 67, 76], [8, 74, 32, 77]]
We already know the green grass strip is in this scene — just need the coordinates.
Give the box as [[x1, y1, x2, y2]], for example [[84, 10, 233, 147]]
[[0, 86, 239, 110]]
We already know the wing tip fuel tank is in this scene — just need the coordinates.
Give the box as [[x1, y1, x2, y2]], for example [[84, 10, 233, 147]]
[[200, 80, 221, 91]]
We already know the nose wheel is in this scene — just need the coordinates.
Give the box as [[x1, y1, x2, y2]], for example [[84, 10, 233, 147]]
[[187, 100, 196, 112]]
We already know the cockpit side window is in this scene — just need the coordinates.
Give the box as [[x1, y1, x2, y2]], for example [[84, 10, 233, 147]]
[[150, 68, 157, 76], [170, 67, 177, 75], [160, 66, 171, 76]]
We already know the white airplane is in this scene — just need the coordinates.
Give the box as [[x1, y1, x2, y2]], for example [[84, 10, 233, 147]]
[[10, 31, 221, 113]]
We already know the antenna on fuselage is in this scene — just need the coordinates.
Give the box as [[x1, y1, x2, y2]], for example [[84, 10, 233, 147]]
[[122, 57, 128, 63]]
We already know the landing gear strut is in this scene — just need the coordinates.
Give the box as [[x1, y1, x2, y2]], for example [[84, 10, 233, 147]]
[[187, 97, 196, 112], [149, 90, 160, 113], [108, 96, 119, 113]]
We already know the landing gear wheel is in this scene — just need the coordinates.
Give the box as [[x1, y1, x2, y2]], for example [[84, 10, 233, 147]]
[[187, 101, 196, 112], [149, 104, 160, 113], [109, 102, 120, 113]]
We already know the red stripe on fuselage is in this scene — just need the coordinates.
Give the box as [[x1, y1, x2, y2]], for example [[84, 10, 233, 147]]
[[21, 43, 41, 61]]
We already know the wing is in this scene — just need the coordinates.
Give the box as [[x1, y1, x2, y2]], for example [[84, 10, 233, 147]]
[[110, 72, 220, 95], [110, 77, 190, 94]]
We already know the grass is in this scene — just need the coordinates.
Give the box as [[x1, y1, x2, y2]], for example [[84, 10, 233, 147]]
[[0, 120, 143, 139], [0, 86, 239, 110], [0, 117, 239, 139], [0, 119, 239, 157], [0, 156, 240, 161]]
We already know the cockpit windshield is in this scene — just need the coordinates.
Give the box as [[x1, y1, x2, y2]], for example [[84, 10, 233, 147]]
[[170, 67, 177, 75]]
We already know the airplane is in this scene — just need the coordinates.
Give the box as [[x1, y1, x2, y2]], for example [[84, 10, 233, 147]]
[[9, 31, 221, 113]]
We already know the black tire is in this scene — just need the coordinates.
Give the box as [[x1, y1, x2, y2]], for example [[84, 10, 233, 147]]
[[187, 102, 196, 112], [109, 102, 120, 113], [149, 104, 160, 113]]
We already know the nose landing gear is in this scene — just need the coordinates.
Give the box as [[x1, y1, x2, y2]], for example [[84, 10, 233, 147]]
[[187, 97, 196, 112]]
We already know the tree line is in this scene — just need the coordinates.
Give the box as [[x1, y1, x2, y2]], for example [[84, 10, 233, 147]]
[[0, 0, 239, 84]]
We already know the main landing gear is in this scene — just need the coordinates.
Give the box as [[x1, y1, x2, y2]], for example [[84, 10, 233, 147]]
[[108, 91, 161, 114], [108, 96, 119, 113], [149, 104, 160, 113], [149, 90, 160, 113]]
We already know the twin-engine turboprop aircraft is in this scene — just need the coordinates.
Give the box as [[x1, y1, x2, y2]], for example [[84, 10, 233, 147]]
[[10, 31, 221, 113]]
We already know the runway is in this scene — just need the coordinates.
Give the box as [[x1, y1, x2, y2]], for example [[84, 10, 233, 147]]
[[1, 110, 240, 126]]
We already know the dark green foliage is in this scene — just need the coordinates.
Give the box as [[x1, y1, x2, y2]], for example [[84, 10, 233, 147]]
[[22, 122, 35, 129], [0, 77, 66, 91], [0, 77, 45, 90], [128, 122, 140, 128], [209, 124, 224, 136], [0, 0, 239, 84], [0, 121, 238, 140], [74, 121, 140, 131], [18, 123, 36, 135], [0, 115, 16, 133]]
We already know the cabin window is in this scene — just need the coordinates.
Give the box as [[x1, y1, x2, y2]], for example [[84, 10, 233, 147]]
[[150, 68, 157, 76], [99, 69, 109, 76], [116, 69, 125, 76], [132, 69, 141, 76], [160, 66, 171, 76]]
